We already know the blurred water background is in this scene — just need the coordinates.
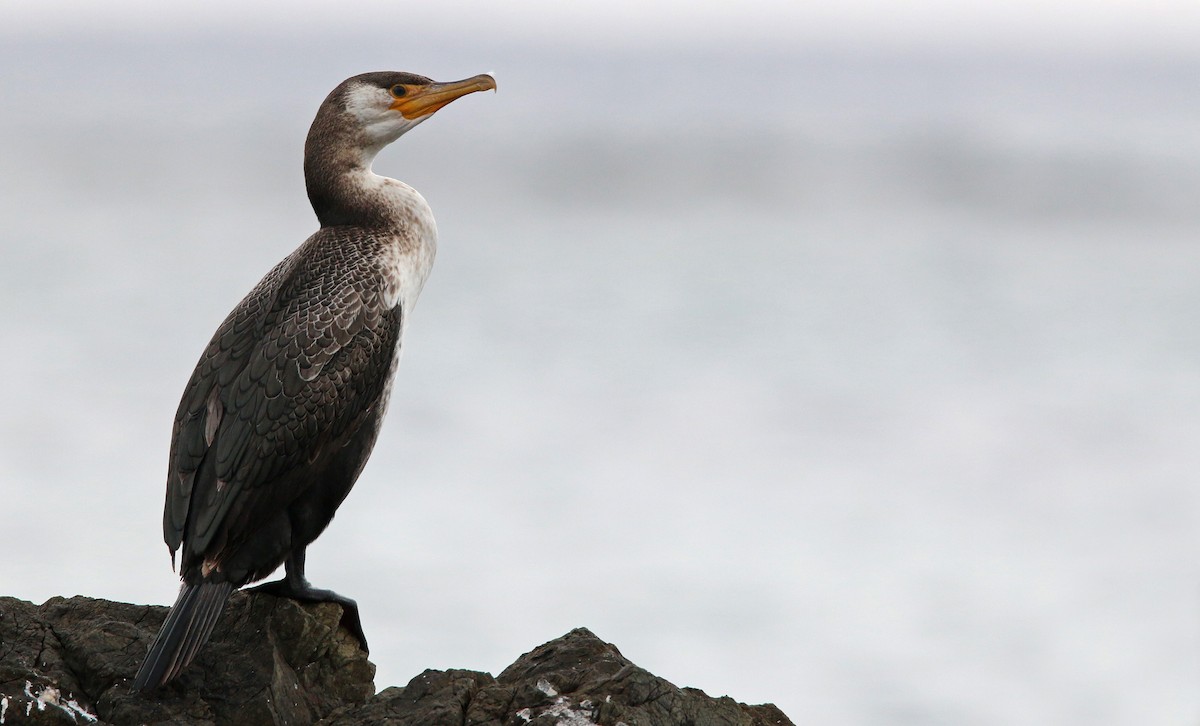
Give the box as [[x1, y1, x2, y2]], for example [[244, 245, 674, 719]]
[[1, 4, 1198, 723]]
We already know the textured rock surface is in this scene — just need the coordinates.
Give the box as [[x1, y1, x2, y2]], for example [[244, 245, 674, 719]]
[[0, 593, 372, 725], [0, 595, 793, 725]]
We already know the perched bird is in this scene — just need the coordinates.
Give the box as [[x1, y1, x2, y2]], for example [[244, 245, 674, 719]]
[[132, 71, 496, 692]]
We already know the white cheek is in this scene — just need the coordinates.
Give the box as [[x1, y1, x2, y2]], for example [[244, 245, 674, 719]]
[[343, 82, 418, 150], [343, 82, 390, 122]]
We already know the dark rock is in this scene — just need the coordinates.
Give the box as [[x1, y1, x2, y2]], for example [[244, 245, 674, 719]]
[[482, 628, 795, 726], [1, 593, 371, 725], [0, 596, 793, 726]]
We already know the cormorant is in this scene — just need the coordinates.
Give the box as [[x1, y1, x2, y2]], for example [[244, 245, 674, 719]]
[[131, 71, 496, 692]]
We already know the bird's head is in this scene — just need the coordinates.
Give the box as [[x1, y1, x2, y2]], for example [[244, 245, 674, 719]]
[[304, 71, 494, 226], [317, 71, 497, 157]]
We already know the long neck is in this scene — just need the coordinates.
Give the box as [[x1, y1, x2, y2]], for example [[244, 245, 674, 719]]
[[304, 112, 392, 229]]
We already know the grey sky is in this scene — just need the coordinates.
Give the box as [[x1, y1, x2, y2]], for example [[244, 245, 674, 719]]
[[8, 0, 1200, 54]]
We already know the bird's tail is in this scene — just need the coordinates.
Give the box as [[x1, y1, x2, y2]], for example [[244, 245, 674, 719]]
[[131, 580, 234, 692]]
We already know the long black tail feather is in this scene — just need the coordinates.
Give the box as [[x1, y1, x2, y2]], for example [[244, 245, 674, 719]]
[[131, 581, 235, 692]]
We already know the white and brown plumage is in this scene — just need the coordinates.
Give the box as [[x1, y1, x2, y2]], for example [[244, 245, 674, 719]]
[[132, 71, 495, 692]]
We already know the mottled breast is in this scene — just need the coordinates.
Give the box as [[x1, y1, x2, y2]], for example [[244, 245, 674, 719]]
[[364, 174, 438, 325]]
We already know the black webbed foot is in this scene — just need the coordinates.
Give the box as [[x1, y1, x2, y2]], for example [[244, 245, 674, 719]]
[[247, 578, 369, 653]]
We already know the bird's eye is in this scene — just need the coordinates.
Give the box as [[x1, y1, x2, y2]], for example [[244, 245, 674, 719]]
[[390, 85, 408, 98]]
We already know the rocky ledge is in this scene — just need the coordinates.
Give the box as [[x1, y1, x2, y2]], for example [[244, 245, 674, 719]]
[[0, 594, 793, 725]]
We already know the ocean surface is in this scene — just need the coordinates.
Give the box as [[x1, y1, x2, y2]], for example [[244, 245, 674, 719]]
[[0, 34, 1196, 724]]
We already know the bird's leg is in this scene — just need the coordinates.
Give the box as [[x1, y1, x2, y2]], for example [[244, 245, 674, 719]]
[[247, 548, 368, 652]]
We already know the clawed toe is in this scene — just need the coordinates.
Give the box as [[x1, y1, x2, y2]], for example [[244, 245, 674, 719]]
[[245, 579, 368, 652], [336, 604, 368, 653]]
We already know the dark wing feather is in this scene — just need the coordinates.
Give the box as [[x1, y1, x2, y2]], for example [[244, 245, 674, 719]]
[[163, 231, 403, 574], [164, 254, 296, 554]]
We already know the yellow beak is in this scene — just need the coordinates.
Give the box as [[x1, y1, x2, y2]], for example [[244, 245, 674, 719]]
[[391, 74, 497, 119]]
